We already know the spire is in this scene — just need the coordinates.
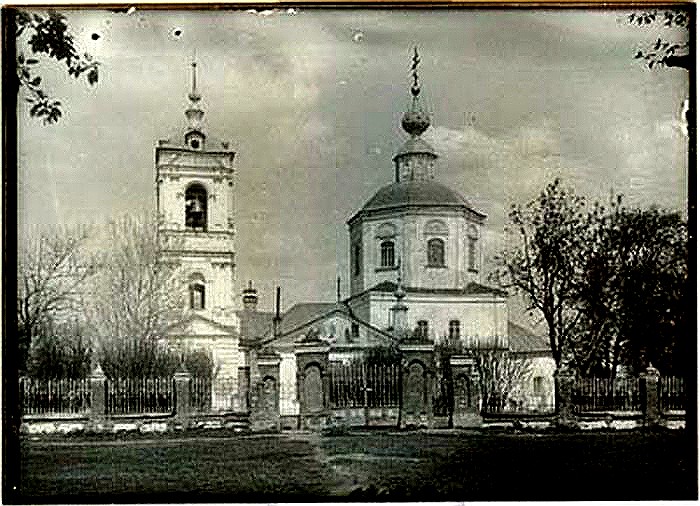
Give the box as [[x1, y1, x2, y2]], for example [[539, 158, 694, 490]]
[[184, 50, 205, 141], [394, 46, 437, 183]]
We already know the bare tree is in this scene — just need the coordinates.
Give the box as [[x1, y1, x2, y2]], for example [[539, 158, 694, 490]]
[[474, 349, 534, 412], [17, 225, 94, 372], [84, 214, 188, 377]]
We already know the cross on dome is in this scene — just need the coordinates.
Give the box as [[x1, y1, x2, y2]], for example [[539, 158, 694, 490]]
[[401, 46, 431, 137]]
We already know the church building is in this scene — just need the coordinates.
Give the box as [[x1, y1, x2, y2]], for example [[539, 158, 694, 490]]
[[155, 52, 555, 417]]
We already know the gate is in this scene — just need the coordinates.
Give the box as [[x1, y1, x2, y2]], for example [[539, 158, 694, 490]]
[[329, 361, 400, 426]]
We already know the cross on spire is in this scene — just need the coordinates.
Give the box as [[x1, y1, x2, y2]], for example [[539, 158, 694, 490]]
[[188, 49, 201, 103], [184, 49, 205, 135], [410, 46, 421, 98]]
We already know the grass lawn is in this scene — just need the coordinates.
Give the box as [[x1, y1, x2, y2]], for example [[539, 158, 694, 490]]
[[11, 429, 697, 502]]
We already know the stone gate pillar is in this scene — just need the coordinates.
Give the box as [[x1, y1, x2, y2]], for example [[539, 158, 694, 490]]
[[174, 368, 192, 429], [295, 339, 330, 431], [642, 364, 661, 426], [555, 367, 577, 428], [250, 349, 282, 432], [399, 342, 435, 428], [88, 363, 107, 430], [450, 355, 482, 428]]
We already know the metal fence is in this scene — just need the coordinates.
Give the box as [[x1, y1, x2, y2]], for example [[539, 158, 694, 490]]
[[659, 376, 685, 412], [190, 377, 238, 413], [329, 362, 400, 409], [574, 376, 642, 412], [106, 377, 175, 415], [20, 377, 91, 415]]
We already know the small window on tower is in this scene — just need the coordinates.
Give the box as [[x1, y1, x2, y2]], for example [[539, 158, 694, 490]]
[[190, 138, 200, 149]]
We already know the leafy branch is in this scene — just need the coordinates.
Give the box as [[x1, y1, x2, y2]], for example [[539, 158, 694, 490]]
[[15, 10, 100, 124], [628, 10, 690, 70]]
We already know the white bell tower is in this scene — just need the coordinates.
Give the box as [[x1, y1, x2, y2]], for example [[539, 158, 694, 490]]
[[155, 56, 237, 323]]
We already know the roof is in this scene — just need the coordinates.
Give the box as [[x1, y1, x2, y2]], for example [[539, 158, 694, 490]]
[[393, 137, 437, 159], [277, 302, 341, 335], [508, 321, 550, 353], [363, 280, 508, 298], [360, 180, 469, 212], [236, 309, 275, 340]]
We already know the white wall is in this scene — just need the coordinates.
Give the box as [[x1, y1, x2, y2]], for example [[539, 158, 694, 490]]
[[279, 352, 300, 416], [360, 292, 508, 345], [350, 209, 484, 296], [515, 355, 556, 412]]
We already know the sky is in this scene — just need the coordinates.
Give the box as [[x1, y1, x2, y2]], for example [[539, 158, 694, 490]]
[[16, 8, 690, 313]]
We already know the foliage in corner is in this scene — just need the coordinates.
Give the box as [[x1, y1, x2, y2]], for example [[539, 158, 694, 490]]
[[629, 10, 690, 70], [15, 10, 100, 124]]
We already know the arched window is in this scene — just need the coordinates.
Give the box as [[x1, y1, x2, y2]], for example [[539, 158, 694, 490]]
[[449, 320, 461, 340], [427, 238, 445, 267], [185, 183, 207, 231], [380, 240, 395, 268], [467, 225, 479, 271], [189, 273, 205, 310]]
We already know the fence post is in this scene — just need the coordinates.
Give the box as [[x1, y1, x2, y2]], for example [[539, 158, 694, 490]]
[[174, 367, 192, 429], [88, 363, 107, 430], [642, 364, 661, 426], [555, 367, 577, 428]]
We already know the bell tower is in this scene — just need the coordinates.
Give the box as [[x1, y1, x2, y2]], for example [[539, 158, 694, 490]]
[[156, 55, 237, 322]]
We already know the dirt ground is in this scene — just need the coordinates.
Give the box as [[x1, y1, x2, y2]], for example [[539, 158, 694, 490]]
[[10, 429, 697, 502]]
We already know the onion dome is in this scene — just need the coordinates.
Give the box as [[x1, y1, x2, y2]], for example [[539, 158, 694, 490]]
[[401, 109, 431, 137]]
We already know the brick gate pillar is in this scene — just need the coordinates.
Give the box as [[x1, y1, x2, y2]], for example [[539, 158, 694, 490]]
[[295, 339, 330, 431], [450, 355, 482, 428], [399, 341, 436, 428], [250, 349, 282, 432], [642, 364, 661, 426]]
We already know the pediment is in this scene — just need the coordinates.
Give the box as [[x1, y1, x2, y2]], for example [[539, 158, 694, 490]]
[[168, 313, 236, 338], [278, 309, 391, 349]]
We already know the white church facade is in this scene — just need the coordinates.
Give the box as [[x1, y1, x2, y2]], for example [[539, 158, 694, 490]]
[[156, 53, 556, 418]]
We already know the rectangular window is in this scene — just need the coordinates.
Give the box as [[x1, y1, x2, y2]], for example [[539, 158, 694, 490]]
[[416, 320, 429, 340], [449, 320, 460, 340], [351, 323, 360, 339], [533, 376, 544, 396], [380, 240, 395, 268], [468, 238, 477, 271]]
